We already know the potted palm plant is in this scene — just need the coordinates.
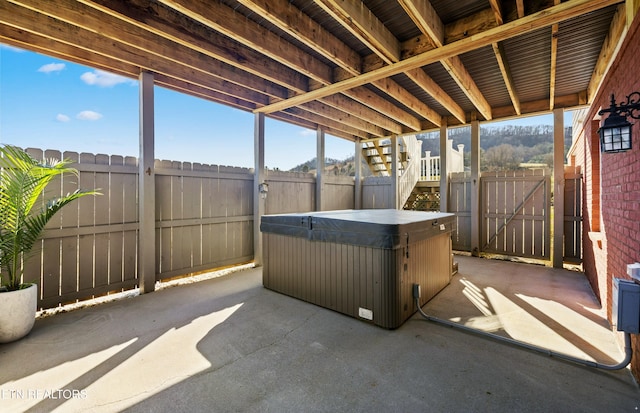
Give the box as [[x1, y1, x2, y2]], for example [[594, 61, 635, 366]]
[[0, 145, 99, 343]]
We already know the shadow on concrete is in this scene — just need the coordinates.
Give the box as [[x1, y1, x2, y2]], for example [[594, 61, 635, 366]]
[[0, 256, 638, 412]]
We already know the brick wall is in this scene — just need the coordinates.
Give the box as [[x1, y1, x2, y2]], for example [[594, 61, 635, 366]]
[[570, 11, 640, 377]]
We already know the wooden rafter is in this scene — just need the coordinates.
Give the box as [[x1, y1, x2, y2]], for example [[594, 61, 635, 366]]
[[399, 0, 492, 121], [550, 23, 559, 111], [404, 68, 466, 123], [549, 0, 561, 110], [488, 0, 504, 25], [587, 4, 627, 103], [492, 42, 521, 115], [516, 0, 526, 18], [306, 0, 452, 125], [5, 0, 383, 141], [0, 0, 627, 142], [80, 0, 308, 92], [156, 0, 409, 137], [488, 0, 521, 115], [237, 0, 429, 131], [314, 0, 400, 64], [256, 0, 620, 115], [7, 0, 286, 98]]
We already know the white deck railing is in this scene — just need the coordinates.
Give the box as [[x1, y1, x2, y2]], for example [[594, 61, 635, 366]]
[[419, 140, 465, 181], [397, 134, 422, 208]]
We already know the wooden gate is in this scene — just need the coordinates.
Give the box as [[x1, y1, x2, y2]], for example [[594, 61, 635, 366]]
[[481, 169, 551, 259]]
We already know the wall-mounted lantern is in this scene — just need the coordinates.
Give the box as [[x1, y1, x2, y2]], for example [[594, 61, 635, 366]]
[[258, 182, 269, 199], [598, 92, 640, 153]]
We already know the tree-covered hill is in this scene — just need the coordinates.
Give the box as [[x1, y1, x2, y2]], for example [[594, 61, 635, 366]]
[[287, 124, 573, 173]]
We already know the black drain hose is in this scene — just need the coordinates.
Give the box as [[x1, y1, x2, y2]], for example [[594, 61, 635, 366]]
[[413, 286, 632, 370]]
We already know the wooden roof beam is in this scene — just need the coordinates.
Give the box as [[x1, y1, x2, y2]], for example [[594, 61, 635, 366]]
[[587, 4, 627, 103], [159, 0, 400, 137], [404, 68, 466, 123], [308, 0, 445, 126], [516, 0, 526, 18], [492, 42, 521, 115], [340, 84, 423, 132], [0, 25, 263, 113], [279, 106, 371, 140], [549, 0, 561, 110], [256, 0, 620, 114], [235, 0, 361, 75], [159, 0, 332, 85], [82, 0, 309, 93], [487, 2, 521, 115], [235, 0, 409, 134], [489, 0, 504, 25], [398, 0, 492, 121], [550, 22, 559, 111], [314, 0, 400, 64], [10, 0, 288, 99], [0, 2, 279, 104], [321, 93, 404, 135], [237, 0, 425, 131]]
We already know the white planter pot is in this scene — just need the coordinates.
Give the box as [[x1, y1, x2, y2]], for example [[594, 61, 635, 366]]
[[0, 284, 37, 343]]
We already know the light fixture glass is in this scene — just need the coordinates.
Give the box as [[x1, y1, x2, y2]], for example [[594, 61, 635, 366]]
[[598, 93, 640, 153], [599, 114, 632, 153]]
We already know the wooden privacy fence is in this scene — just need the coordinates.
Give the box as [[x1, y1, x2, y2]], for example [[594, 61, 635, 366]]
[[448, 168, 582, 263], [25, 149, 139, 309], [448, 172, 472, 251], [155, 160, 254, 280], [563, 166, 582, 263], [21, 149, 356, 310]]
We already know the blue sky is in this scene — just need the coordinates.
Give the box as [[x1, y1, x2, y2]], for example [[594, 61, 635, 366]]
[[0, 43, 566, 170]]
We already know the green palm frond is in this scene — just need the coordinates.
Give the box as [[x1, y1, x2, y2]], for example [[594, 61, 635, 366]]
[[0, 145, 100, 291]]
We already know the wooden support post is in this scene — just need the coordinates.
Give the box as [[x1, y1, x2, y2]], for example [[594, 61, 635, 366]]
[[354, 137, 362, 209], [553, 108, 565, 268], [391, 135, 399, 209], [316, 128, 325, 211], [439, 121, 448, 212], [138, 71, 155, 294], [470, 120, 481, 256], [254, 113, 266, 267]]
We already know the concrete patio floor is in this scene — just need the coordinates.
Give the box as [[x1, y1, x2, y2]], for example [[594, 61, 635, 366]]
[[1, 255, 638, 412]]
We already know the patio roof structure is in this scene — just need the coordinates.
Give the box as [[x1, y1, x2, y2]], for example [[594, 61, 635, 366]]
[[0, 0, 633, 141]]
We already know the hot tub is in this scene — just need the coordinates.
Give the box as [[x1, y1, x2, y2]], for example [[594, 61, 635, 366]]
[[260, 209, 455, 329]]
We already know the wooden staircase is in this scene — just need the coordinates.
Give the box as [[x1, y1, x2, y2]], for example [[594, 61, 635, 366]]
[[361, 136, 464, 211], [361, 135, 421, 208]]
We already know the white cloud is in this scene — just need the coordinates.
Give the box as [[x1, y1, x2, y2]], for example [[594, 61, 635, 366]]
[[38, 63, 66, 74], [56, 114, 70, 122], [0, 44, 25, 53], [76, 111, 103, 121], [299, 129, 315, 137], [80, 70, 133, 87]]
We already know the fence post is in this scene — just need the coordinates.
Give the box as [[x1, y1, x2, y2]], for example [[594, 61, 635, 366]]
[[254, 113, 266, 266]]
